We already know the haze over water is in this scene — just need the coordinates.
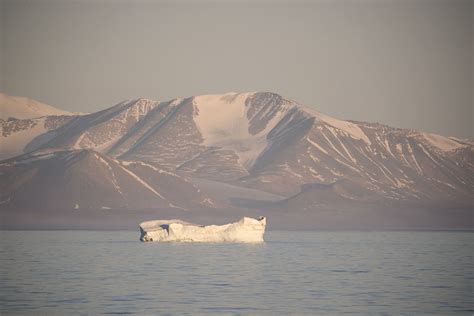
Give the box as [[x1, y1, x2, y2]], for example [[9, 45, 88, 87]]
[[1, 231, 472, 314]]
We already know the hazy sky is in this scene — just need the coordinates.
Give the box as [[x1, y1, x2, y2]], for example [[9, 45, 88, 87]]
[[1, 0, 473, 138]]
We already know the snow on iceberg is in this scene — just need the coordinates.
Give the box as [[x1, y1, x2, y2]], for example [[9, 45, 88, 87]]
[[139, 216, 266, 243]]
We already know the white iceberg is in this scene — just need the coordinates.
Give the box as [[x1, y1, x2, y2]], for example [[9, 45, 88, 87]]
[[139, 216, 266, 243]]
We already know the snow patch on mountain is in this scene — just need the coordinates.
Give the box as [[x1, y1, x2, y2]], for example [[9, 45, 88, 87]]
[[0, 117, 48, 160], [116, 163, 166, 200], [297, 104, 371, 144], [422, 133, 466, 152], [306, 136, 329, 154], [193, 92, 284, 168], [193, 93, 250, 145], [93, 153, 124, 195], [0, 92, 73, 119]]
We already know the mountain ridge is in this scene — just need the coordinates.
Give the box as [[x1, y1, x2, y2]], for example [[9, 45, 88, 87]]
[[1, 91, 472, 229]]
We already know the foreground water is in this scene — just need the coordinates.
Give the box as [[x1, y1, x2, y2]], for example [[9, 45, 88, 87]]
[[0, 231, 472, 314]]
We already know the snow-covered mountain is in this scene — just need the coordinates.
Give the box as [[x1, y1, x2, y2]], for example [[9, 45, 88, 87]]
[[30, 92, 474, 201], [0, 93, 80, 159], [0, 92, 73, 119], [0, 115, 78, 160], [1, 91, 472, 229]]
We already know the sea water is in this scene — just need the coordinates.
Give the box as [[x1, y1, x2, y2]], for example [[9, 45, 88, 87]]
[[1, 231, 472, 314]]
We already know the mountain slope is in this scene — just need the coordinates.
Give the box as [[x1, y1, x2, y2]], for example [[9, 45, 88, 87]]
[[33, 98, 159, 153], [0, 93, 81, 160], [240, 105, 473, 202], [0, 149, 213, 211], [0, 116, 77, 160], [3, 91, 473, 225], [0, 92, 72, 119]]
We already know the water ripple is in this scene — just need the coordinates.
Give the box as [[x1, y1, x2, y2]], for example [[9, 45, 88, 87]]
[[1, 231, 472, 314]]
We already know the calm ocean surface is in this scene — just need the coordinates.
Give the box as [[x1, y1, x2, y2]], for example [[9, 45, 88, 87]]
[[0, 231, 472, 315]]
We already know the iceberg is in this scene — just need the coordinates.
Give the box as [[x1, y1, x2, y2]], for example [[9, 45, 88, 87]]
[[139, 216, 266, 243]]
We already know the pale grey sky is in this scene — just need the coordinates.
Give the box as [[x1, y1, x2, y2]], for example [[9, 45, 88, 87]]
[[1, 0, 473, 138]]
